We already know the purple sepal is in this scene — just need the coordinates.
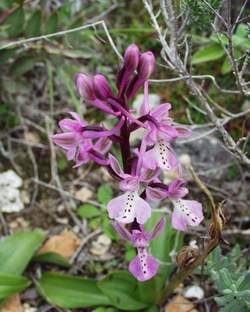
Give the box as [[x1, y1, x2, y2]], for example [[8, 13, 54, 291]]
[[93, 74, 113, 100]]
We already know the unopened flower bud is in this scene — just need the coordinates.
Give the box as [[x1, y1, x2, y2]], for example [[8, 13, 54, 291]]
[[138, 51, 155, 79], [124, 43, 140, 71], [93, 74, 113, 100], [75, 73, 95, 100]]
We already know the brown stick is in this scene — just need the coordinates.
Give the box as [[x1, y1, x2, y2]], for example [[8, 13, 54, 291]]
[[157, 165, 224, 305]]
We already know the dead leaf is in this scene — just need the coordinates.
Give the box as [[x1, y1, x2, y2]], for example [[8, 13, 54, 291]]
[[1, 294, 23, 312], [164, 295, 198, 312], [23, 132, 40, 144], [37, 230, 80, 259]]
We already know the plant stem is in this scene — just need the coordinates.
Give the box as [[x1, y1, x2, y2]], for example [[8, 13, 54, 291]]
[[120, 116, 131, 173]]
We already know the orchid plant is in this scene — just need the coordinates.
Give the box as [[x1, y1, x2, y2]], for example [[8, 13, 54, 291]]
[[52, 44, 204, 282]]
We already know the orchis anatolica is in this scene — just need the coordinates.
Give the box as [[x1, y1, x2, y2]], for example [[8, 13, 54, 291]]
[[52, 44, 204, 282]]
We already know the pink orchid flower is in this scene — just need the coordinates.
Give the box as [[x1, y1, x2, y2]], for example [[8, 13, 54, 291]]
[[52, 112, 112, 166], [114, 218, 165, 281], [107, 153, 159, 224], [146, 179, 204, 232], [137, 82, 191, 171]]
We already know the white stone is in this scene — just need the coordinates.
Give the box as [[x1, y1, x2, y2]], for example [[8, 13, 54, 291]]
[[0, 170, 24, 212], [0, 170, 22, 188], [90, 234, 111, 256], [183, 285, 204, 300], [179, 154, 191, 167]]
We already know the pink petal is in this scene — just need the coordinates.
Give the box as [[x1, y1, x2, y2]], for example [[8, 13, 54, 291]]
[[129, 249, 158, 282], [139, 167, 160, 182], [59, 118, 81, 132], [107, 192, 135, 223], [134, 195, 151, 224], [66, 147, 76, 160], [151, 103, 171, 120], [148, 217, 165, 239], [108, 154, 124, 178], [168, 179, 189, 199], [94, 137, 111, 154], [175, 125, 192, 137], [119, 176, 139, 192], [68, 111, 83, 123], [107, 191, 151, 225], [52, 132, 80, 149], [159, 124, 179, 140], [113, 222, 132, 240], [142, 148, 158, 170], [171, 199, 204, 231], [155, 141, 178, 171], [146, 186, 166, 201], [139, 81, 150, 115]]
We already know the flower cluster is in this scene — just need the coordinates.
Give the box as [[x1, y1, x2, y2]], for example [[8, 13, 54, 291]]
[[52, 44, 204, 282]]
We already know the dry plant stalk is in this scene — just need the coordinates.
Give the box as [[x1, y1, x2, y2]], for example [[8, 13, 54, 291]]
[[144, 0, 250, 166], [157, 165, 226, 304]]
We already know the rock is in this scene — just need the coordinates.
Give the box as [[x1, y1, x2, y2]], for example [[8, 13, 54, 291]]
[[90, 234, 111, 256], [38, 229, 80, 259], [179, 154, 191, 168], [241, 100, 250, 113], [75, 187, 93, 201], [9, 217, 30, 231], [0, 170, 23, 213], [164, 295, 198, 312], [0, 170, 22, 188], [183, 285, 204, 300], [23, 303, 37, 312]]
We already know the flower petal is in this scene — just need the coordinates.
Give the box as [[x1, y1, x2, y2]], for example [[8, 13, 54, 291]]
[[108, 154, 124, 178], [171, 199, 203, 231], [155, 141, 178, 171], [148, 217, 166, 239], [134, 195, 151, 224], [107, 191, 151, 224], [94, 137, 112, 154], [129, 248, 158, 282], [168, 179, 189, 199], [151, 103, 171, 120], [146, 186, 166, 201], [142, 148, 158, 170], [52, 132, 81, 149], [59, 118, 82, 132]]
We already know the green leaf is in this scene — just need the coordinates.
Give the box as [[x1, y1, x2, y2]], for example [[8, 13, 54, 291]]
[[98, 271, 149, 310], [44, 13, 58, 34], [92, 308, 117, 312], [145, 212, 183, 290], [77, 204, 101, 219], [32, 252, 71, 268], [0, 274, 30, 300], [0, 230, 45, 275], [221, 50, 241, 74], [97, 185, 113, 205], [235, 24, 249, 37], [5, 7, 24, 37], [36, 272, 110, 308], [0, 49, 16, 65], [192, 44, 225, 64], [9, 55, 37, 77], [232, 35, 250, 49], [102, 215, 118, 240], [25, 11, 42, 37]]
